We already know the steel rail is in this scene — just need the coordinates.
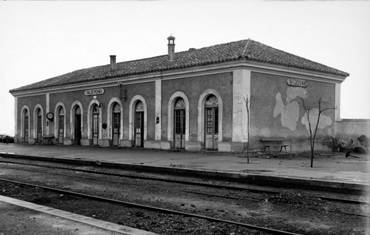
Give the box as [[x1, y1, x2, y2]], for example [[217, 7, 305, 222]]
[[0, 159, 368, 205], [0, 177, 302, 235]]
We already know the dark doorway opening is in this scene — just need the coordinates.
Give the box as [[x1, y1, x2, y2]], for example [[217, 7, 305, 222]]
[[134, 101, 144, 147], [74, 106, 82, 145]]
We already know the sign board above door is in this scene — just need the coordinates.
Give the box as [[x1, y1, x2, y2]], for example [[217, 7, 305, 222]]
[[84, 88, 104, 96]]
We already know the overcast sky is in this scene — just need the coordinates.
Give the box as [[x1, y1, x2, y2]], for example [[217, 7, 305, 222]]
[[0, 0, 369, 135]]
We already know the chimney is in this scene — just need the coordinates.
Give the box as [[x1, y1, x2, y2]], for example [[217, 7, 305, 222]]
[[110, 55, 116, 70], [167, 35, 175, 62]]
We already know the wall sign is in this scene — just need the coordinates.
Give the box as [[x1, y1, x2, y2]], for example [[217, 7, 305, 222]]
[[286, 78, 307, 88], [84, 88, 104, 96]]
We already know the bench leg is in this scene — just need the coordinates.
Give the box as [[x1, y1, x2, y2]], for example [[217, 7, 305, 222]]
[[279, 145, 288, 152]]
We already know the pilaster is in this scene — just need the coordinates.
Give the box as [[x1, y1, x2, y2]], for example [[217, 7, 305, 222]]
[[232, 69, 251, 142], [14, 97, 18, 137], [45, 93, 50, 135], [335, 83, 341, 121], [155, 79, 162, 140]]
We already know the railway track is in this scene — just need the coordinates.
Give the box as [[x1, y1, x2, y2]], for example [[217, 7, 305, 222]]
[[0, 159, 367, 205], [0, 177, 302, 235]]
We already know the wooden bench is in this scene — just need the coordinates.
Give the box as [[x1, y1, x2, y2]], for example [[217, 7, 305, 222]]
[[260, 138, 288, 152]]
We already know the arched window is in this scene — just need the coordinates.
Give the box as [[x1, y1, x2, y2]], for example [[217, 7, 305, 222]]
[[135, 101, 144, 112], [205, 94, 218, 107], [75, 106, 81, 115], [113, 103, 120, 113], [174, 98, 185, 110]]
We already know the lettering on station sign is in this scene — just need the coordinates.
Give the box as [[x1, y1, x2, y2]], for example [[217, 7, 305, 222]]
[[84, 88, 105, 96], [286, 78, 308, 88]]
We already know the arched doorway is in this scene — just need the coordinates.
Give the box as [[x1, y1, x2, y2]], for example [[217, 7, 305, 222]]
[[112, 102, 121, 146], [36, 108, 42, 143], [73, 106, 82, 145], [174, 98, 185, 149], [23, 109, 29, 143], [204, 94, 218, 150], [134, 101, 144, 147], [91, 104, 100, 146], [57, 106, 65, 144]]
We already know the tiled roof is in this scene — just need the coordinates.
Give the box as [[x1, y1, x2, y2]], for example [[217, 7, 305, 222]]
[[10, 39, 349, 93]]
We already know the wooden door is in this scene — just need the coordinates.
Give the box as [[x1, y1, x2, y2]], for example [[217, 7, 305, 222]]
[[58, 115, 64, 144], [92, 112, 99, 145], [205, 107, 218, 150], [134, 111, 144, 147], [24, 114, 29, 142], [174, 109, 185, 149], [112, 112, 120, 146], [36, 113, 42, 143]]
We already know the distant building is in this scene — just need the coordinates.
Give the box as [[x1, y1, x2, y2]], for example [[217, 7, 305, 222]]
[[10, 36, 349, 152]]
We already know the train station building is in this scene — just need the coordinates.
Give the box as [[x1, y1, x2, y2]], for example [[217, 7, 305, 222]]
[[9, 36, 349, 152]]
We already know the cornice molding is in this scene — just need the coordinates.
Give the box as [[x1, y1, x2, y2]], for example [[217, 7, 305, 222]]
[[11, 60, 347, 98]]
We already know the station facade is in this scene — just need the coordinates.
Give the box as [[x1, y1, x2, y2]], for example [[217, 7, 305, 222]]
[[10, 37, 349, 152]]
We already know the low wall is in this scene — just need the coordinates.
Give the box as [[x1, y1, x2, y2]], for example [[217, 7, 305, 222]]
[[335, 119, 370, 138], [334, 119, 369, 153]]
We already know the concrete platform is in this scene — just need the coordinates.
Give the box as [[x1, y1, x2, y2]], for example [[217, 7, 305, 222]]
[[0, 143, 369, 193], [0, 195, 156, 235]]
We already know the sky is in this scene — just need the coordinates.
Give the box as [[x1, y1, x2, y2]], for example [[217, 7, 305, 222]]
[[0, 0, 369, 135]]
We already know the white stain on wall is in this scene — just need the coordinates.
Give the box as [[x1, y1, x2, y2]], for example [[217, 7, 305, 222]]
[[273, 87, 307, 131], [301, 108, 333, 131]]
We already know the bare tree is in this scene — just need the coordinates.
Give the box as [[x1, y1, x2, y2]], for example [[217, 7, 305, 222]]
[[300, 97, 335, 167], [244, 96, 250, 164]]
